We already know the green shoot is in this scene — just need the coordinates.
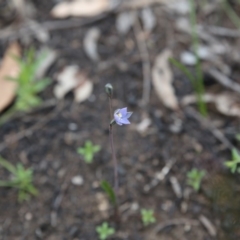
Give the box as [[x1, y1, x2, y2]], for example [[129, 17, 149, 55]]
[[224, 148, 240, 174], [177, 0, 207, 117], [96, 222, 115, 240], [222, 0, 240, 29], [0, 156, 38, 202], [187, 168, 206, 191], [101, 180, 116, 205], [0, 48, 50, 125], [235, 134, 240, 142], [77, 141, 101, 164], [10, 48, 50, 111], [141, 209, 156, 226]]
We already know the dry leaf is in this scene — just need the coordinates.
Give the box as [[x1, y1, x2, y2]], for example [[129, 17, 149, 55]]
[[51, 0, 110, 18], [182, 93, 240, 117], [136, 117, 152, 133], [54, 65, 93, 103], [116, 11, 136, 35], [140, 7, 156, 32], [54, 65, 79, 99], [152, 49, 179, 110], [0, 42, 21, 113], [74, 79, 93, 103], [83, 28, 101, 61]]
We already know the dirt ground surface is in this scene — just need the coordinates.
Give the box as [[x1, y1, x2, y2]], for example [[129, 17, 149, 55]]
[[0, 0, 240, 240]]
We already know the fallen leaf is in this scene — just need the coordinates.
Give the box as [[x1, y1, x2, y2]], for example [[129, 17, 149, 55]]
[[140, 7, 156, 32], [51, 0, 110, 18], [182, 93, 240, 117], [116, 11, 137, 35], [136, 118, 152, 133], [152, 49, 179, 110], [74, 78, 93, 103], [54, 65, 93, 103], [54, 65, 79, 99], [0, 42, 21, 113], [35, 48, 57, 79], [83, 28, 101, 61]]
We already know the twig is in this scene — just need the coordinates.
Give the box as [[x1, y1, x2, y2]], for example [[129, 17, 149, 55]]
[[133, 17, 151, 107], [199, 215, 217, 237], [185, 107, 235, 150], [143, 159, 175, 193], [107, 96, 118, 193], [208, 69, 240, 95], [205, 25, 240, 38], [154, 218, 199, 234]]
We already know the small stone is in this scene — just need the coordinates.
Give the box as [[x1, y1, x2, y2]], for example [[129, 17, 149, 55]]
[[71, 175, 84, 186], [68, 123, 78, 131], [180, 51, 197, 66], [130, 202, 139, 211], [25, 212, 32, 221]]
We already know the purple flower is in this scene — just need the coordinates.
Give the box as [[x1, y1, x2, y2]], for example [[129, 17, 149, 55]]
[[114, 107, 132, 126]]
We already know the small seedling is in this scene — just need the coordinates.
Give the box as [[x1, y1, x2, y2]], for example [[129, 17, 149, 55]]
[[187, 168, 206, 191], [101, 180, 116, 205], [0, 157, 38, 201], [0, 49, 50, 125], [96, 222, 115, 240], [77, 141, 100, 163], [11, 48, 50, 111], [141, 209, 156, 226], [224, 148, 240, 174]]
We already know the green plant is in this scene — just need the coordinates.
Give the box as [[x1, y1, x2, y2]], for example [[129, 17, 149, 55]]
[[141, 209, 156, 226], [170, 0, 207, 117], [222, 0, 240, 29], [224, 148, 240, 173], [77, 141, 100, 163], [0, 156, 38, 201], [0, 48, 50, 125], [10, 48, 50, 111], [187, 168, 206, 191], [96, 222, 115, 240], [101, 180, 116, 205]]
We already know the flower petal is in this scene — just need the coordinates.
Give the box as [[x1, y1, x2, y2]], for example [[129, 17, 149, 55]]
[[120, 118, 130, 124], [120, 107, 127, 116], [126, 112, 133, 118]]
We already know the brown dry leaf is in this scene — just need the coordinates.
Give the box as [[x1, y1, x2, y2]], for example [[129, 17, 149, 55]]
[[51, 0, 110, 18], [0, 42, 21, 113], [74, 78, 93, 103], [152, 49, 179, 110], [54, 65, 93, 103], [182, 93, 240, 117]]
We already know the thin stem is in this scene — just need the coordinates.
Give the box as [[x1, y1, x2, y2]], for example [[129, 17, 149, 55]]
[[108, 97, 118, 193], [109, 124, 118, 192], [188, 0, 207, 117]]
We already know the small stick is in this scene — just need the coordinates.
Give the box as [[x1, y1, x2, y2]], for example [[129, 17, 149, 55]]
[[133, 17, 151, 107], [208, 69, 240, 95]]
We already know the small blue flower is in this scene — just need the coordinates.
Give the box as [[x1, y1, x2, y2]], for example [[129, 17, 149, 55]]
[[114, 107, 132, 126]]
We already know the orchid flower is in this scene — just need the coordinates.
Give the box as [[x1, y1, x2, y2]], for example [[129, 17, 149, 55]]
[[113, 107, 132, 126]]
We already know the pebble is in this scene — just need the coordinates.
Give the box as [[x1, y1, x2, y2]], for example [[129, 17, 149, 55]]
[[68, 123, 78, 131], [25, 212, 32, 221], [71, 175, 84, 186], [180, 51, 197, 66]]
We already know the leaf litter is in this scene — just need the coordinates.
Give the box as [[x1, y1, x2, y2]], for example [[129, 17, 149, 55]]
[[152, 49, 179, 110], [54, 65, 93, 103], [0, 42, 21, 113]]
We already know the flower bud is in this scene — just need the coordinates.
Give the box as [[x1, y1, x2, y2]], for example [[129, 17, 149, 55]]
[[105, 83, 113, 98]]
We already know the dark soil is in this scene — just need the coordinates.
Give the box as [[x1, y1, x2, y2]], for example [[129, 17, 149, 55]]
[[0, 1, 240, 240]]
